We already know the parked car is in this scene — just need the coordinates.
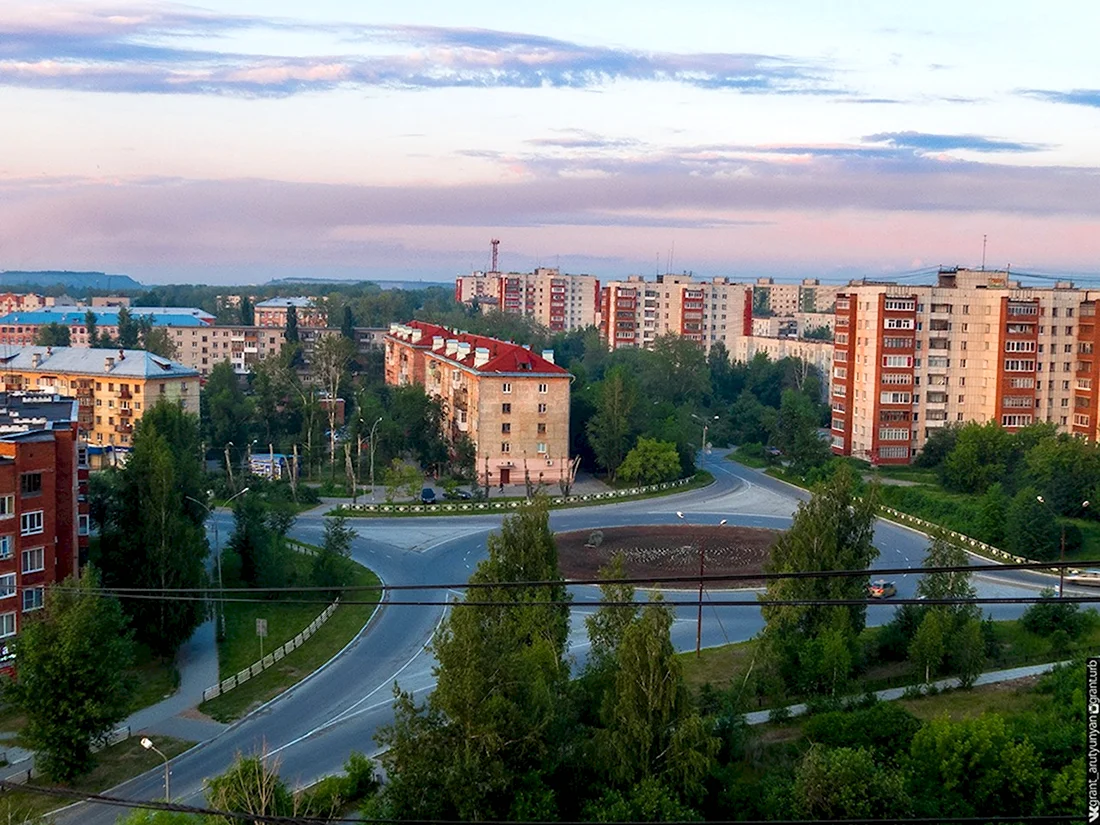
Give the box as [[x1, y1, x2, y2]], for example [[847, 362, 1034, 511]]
[[443, 488, 473, 500], [420, 487, 437, 505], [867, 579, 897, 599]]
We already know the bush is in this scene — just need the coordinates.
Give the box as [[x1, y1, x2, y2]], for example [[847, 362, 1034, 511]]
[[801, 702, 922, 761], [1020, 588, 1091, 639]]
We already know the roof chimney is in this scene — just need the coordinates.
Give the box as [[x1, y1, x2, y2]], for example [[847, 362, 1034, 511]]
[[445, 338, 459, 357], [474, 347, 491, 368], [31, 353, 41, 368], [105, 356, 115, 372], [457, 341, 472, 360], [541, 349, 555, 364], [410, 328, 423, 344], [432, 335, 445, 350], [118, 348, 125, 361]]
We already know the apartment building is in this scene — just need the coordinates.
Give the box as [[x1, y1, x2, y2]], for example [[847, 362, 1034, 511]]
[[0, 392, 88, 643], [0, 294, 48, 315], [830, 267, 1093, 465], [734, 336, 834, 397], [599, 274, 752, 355], [254, 297, 328, 329], [385, 321, 571, 487], [169, 325, 281, 377], [456, 268, 601, 332], [753, 278, 837, 315], [0, 306, 213, 347], [0, 347, 199, 467]]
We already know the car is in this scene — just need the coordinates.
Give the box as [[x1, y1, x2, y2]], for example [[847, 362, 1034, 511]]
[[443, 488, 473, 500], [419, 487, 437, 505], [867, 579, 897, 599]]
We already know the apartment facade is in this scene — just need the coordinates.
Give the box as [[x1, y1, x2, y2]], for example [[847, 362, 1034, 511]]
[[0, 347, 199, 466], [385, 321, 571, 486], [753, 278, 837, 315], [254, 297, 328, 329], [830, 268, 1092, 465], [599, 274, 752, 355], [456, 268, 601, 332], [0, 393, 87, 643], [0, 306, 214, 348]]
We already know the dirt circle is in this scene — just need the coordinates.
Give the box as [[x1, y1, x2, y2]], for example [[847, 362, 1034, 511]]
[[556, 525, 781, 588]]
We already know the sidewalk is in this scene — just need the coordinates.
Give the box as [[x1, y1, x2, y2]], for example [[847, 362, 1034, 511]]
[[0, 618, 227, 780], [743, 661, 1066, 726]]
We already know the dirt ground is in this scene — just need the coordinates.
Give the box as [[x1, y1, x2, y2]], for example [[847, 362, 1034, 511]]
[[556, 524, 781, 588]]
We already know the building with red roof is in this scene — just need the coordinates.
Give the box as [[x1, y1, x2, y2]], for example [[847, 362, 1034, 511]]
[[384, 322, 572, 488]]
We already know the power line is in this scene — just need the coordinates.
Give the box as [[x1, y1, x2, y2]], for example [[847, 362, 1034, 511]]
[[0, 781, 1084, 825]]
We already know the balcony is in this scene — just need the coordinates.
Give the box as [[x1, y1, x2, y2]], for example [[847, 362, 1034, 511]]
[[119, 407, 132, 417], [115, 423, 133, 435]]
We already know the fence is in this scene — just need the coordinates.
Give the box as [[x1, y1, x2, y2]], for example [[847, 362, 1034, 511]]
[[335, 476, 697, 516], [201, 598, 341, 703], [877, 505, 1098, 581]]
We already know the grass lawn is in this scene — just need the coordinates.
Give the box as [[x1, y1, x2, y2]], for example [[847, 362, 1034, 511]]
[[0, 734, 193, 822], [199, 560, 381, 723], [680, 638, 757, 690], [727, 448, 769, 469], [896, 677, 1049, 721]]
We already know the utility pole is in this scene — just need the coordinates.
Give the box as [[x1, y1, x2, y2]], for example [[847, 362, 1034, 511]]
[[677, 513, 726, 656], [369, 417, 382, 501]]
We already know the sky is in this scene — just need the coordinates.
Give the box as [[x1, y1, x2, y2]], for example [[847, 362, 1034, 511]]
[[1, 1, 1099, 285]]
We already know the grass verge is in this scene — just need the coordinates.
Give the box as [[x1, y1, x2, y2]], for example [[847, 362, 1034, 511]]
[[329, 471, 715, 518], [0, 734, 193, 822], [199, 560, 381, 723]]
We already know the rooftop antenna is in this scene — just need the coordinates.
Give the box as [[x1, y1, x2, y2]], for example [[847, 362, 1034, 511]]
[[981, 234, 987, 271], [490, 238, 500, 272]]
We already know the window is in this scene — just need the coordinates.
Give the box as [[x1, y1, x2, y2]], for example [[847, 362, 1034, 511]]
[[0, 536, 9, 560], [538, 403, 548, 414], [1009, 376, 1035, 389], [21, 547, 43, 574], [501, 403, 511, 414], [0, 495, 13, 519], [881, 373, 912, 385], [78, 515, 89, 536], [878, 446, 910, 459], [0, 613, 13, 638], [1004, 340, 1035, 352], [882, 355, 912, 368], [501, 442, 510, 453], [878, 428, 910, 441], [1001, 414, 1033, 427], [1074, 413, 1091, 427], [501, 423, 511, 434], [502, 382, 512, 394], [19, 473, 41, 496], [0, 574, 13, 598], [884, 318, 914, 329], [537, 442, 547, 453], [1003, 396, 1033, 408], [20, 511, 43, 536], [538, 383, 548, 394], [1004, 359, 1036, 372], [22, 587, 43, 612], [879, 392, 912, 404], [884, 299, 915, 311]]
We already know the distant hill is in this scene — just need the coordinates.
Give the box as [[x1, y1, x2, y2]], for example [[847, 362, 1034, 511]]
[[0, 271, 143, 291], [265, 277, 453, 291]]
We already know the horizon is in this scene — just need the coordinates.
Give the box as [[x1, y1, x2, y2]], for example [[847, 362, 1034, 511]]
[[2, 2, 1098, 284]]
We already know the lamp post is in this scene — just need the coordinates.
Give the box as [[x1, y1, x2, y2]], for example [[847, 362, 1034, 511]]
[[186, 487, 250, 641], [1035, 495, 1088, 598], [368, 417, 382, 502], [140, 737, 170, 802], [691, 413, 720, 455], [677, 512, 727, 656]]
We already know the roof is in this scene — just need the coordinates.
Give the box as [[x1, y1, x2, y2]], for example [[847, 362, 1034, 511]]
[[0, 392, 78, 436], [388, 320, 569, 376], [255, 297, 316, 309], [0, 346, 199, 379], [0, 306, 213, 327]]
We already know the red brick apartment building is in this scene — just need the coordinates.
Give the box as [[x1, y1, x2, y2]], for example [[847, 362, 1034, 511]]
[[0, 393, 87, 644]]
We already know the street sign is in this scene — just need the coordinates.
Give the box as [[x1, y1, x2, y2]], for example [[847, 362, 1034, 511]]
[[256, 618, 267, 638]]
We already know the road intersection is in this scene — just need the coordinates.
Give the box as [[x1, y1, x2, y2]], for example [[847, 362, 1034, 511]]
[[62, 453, 1067, 824]]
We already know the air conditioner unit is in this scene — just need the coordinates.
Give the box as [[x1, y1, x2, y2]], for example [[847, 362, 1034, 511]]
[[503, 460, 514, 467], [545, 459, 554, 466]]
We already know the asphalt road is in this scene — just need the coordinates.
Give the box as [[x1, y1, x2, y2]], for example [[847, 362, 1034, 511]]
[[60, 454, 1073, 824]]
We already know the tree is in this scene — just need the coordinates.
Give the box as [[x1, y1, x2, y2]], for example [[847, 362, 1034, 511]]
[[383, 459, 422, 502], [33, 322, 70, 347], [141, 326, 178, 359], [1004, 486, 1060, 560], [975, 482, 1009, 545], [226, 494, 275, 588], [1023, 433, 1099, 516], [1020, 587, 1090, 638], [793, 746, 909, 820], [758, 466, 878, 694], [284, 304, 300, 345], [914, 422, 960, 469], [644, 334, 710, 407], [940, 421, 1013, 493], [908, 609, 946, 684], [341, 305, 356, 340], [772, 389, 829, 474], [206, 752, 296, 823], [951, 617, 986, 688], [239, 295, 254, 326], [311, 334, 355, 476], [94, 401, 208, 656], [202, 361, 253, 459], [2, 570, 135, 782], [116, 305, 139, 348], [584, 553, 638, 672], [84, 310, 100, 347], [586, 366, 637, 481], [314, 514, 356, 591], [616, 438, 681, 485], [377, 501, 570, 820], [916, 535, 979, 625]]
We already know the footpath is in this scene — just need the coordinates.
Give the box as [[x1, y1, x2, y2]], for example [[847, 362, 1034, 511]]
[[0, 618, 226, 782]]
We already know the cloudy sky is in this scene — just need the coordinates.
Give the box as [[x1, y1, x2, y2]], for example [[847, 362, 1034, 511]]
[[2, 1, 1099, 284]]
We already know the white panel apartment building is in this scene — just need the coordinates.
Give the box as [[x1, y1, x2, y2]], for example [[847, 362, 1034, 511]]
[[455, 268, 601, 332]]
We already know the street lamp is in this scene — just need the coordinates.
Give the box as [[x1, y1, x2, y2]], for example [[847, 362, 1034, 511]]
[[140, 737, 170, 802], [677, 512, 727, 656], [186, 487, 250, 641], [368, 417, 382, 502], [1035, 495, 1088, 598], [691, 413, 720, 455]]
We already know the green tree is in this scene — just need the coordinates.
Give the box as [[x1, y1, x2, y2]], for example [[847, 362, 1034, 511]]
[[587, 366, 637, 481], [909, 609, 947, 684], [2, 570, 135, 782], [728, 390, 775, 447], [239, 295, 254, 326], [202, 361, 253, 459], [311, 334, 355, 476], [644, 334, 710, 407], [916, 535, 979, 624], [616, 438, 682, 485], [1022, 433, 1099, 516], [95, 401, 208, 655], [116, 305, 139, 348], [341, 305, 356, 339], [582, 777, 702, 823], [758, 465, 878, 694], [1020, 587, 1090, 638], [84, 310, 100, 347], [975, 482, 1009, 545], [914, 422, 960, 469], [284, 304, 299, 344], [313, 514, 356, 591], [584, 553, 638, 671], [141, 326, 178, 359], [950, 617, 986, 688], [772, 389, 829, 474], [377, 501, 570, 821], [33, 322, 70, 347], [1004, 486, 1060, 560], [383, 459, 422, 501], [206, 752, 295, 823], [793, 746, 909, 820], [226, 494, 275, 588], [940, 421, 1013, 493]]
